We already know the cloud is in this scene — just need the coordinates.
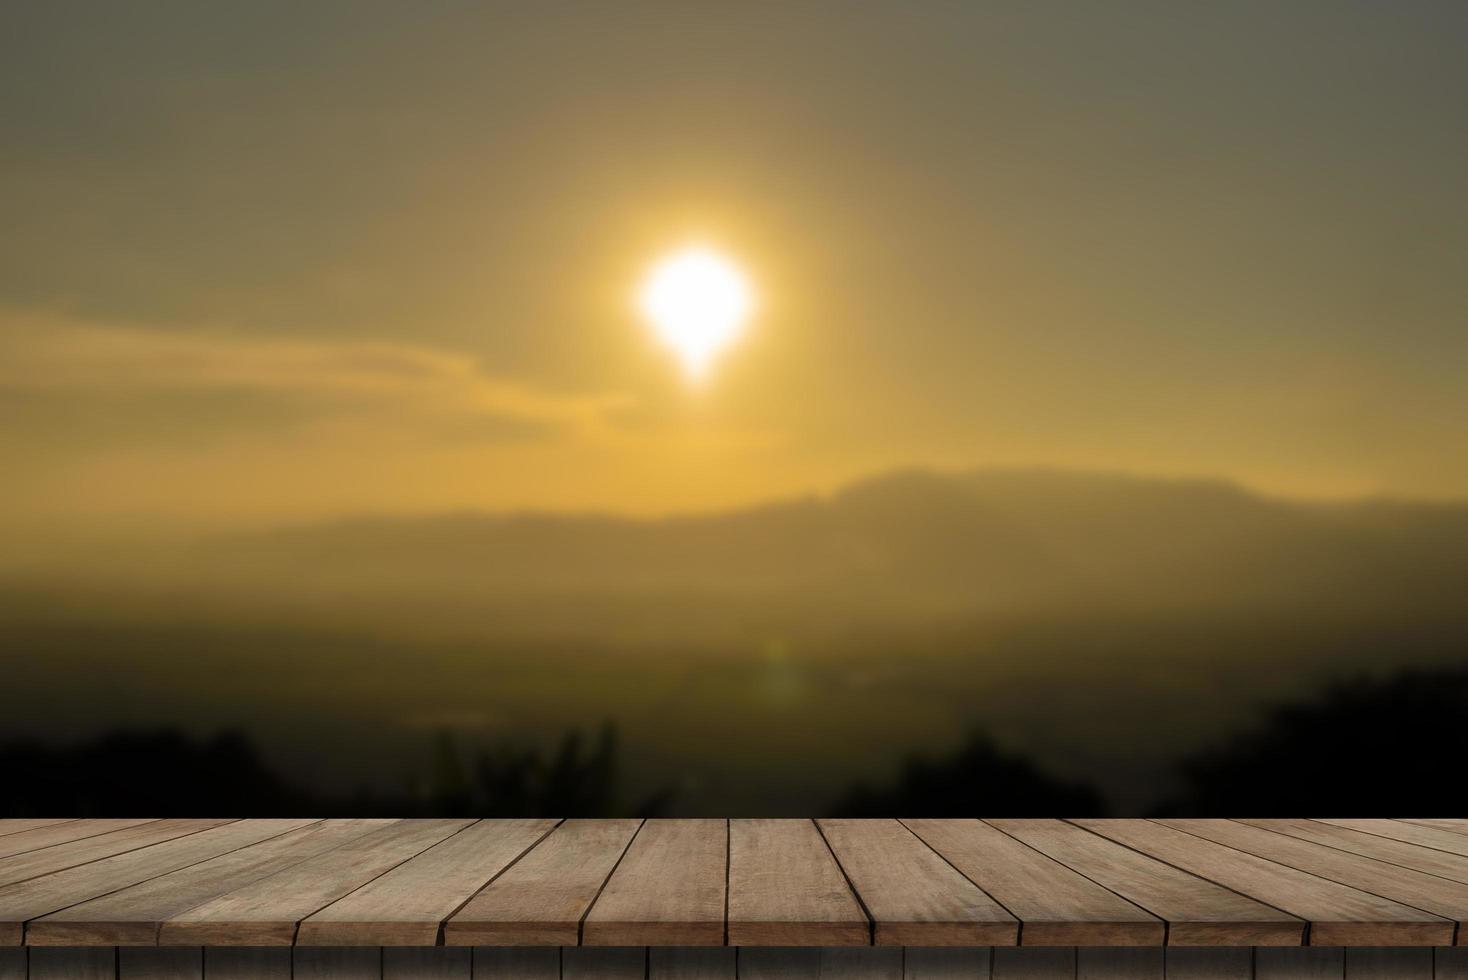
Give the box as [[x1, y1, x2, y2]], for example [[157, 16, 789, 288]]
[[0, 307, 630, 446]]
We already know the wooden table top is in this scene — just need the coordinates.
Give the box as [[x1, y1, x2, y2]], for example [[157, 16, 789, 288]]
[[1, 818, 1466, 948]]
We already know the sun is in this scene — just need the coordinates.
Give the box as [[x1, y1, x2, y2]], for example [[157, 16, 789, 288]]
[[638, 245, 754, 381]]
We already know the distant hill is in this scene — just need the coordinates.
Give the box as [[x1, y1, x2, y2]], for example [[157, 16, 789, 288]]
[[79, 466, 1464, 642], [4, 467, 1467, 814]]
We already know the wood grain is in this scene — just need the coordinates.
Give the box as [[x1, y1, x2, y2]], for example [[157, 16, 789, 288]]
[[992, 819, 1302, 946], [818, 819, 1017, 946], [1164, 947, 1252, 980], [1239, 818, 1468, 885], [1076, 820, 1450, 946], [0, 818, 1464, 953], [1315, 819, 1468, 858], [736, 946, 820, 979], [648, 947, 736, 979], [293, 946, 381, 979], [471, 947, 559, 979], [583, 819, 726, 946], [161, 820, 469, 946], [28, 947, 116, 980], [1437, 947, 1468, 980], [30, 818, 345, 945], [0, 821, 76, 840], [1254, 947, 1343, 979], [0, 819, 248, 946], [1401, 818, 1468, 837], [991, 946, 1075, 979], [1160, 819, 1468, 935], [382, 946, 471, 979], [907, 818, 1161, 946], [1343, 947, 1431, 979], [1077, 946, 1163, 979], [819, 946, 904, 978], [119, 946, 201, 979], [728, 819, 868, 946], [0, 820, 153, 861], [445, 819, 641, 946], [560, 946, 645, 979], [737, 947, 907, 979], [204, 947, 290, 980], [299, 819, 557, 946], [902, 946, 991, 979], [0, 819, 226, 889]]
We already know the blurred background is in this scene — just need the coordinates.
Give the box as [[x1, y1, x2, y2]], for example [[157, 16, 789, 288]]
[[2, 2, 1466, 816]]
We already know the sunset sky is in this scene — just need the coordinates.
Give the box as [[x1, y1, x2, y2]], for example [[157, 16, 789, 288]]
[[3, 1, 1466, 534]]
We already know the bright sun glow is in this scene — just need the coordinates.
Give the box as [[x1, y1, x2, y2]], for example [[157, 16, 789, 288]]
[[639, 246, 753, 380]]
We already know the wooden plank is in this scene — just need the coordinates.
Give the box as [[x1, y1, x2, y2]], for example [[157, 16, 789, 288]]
[[1076, 946, 1161, 979], [738, 947, 821, 979], [1315, 820, 1468, 859], [0, 820, 220, 888], [991, 947, 1074, 980], [1437, 947, 1468, 980], [299, 819, 557, 946], [204, 947, 291, 980], [31, 818, 348, 945], [162, 819, 471, 946], [903, 946, 990, 979], [29, 947, 116, 979], [471, 947, 559, 979], [906, 819, 1161, 946], [736, 948, 912, 979], [383, 947, 471, 980], [561, 947, 645, 979], [0, 820, 154, 861], [0, 820, 75, 839], [1256, 947, 1343, 979], [1158, 820, 1468, 938], [0, 819, 259, 946], [649, 946, 736, 979], [820, 947, 904, 978], [120, 946, 201, 979], [444, 819, 641, 946], [1402, 819, 1468, 837], [0, 949, 21, 980], [728, 819, 868, 946], [1343, 947, 1431, 979], [1164, 947, 1252, 980], [583, 819, 726, 946], [294, 946, 381, 979], [1075, 820, 1450, 946], [1239, 819, 1468, 885], [817, 820, 1016, 946], [991, 819, 1302, 946]]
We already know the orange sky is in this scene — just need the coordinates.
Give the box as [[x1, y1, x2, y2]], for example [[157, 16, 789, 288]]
[[3, 3, 1466, 533]]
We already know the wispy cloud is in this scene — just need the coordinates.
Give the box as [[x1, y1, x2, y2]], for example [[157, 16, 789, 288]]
[[0, 307, 630, 444]]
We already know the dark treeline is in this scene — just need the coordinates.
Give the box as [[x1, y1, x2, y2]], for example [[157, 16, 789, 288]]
[[4, 665, 1467, 817], [0, 724, 670, 818], [1155, 667, 1468, 816]]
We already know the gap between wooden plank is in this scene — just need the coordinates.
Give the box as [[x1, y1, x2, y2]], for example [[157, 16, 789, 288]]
[[432, 819, 564, 946], [24, 820, 325, 946], [813, 818, 876, 945], [998, 820, 1301, 946], [575, 818, 645, 945], [1074, 820, 1450, 946]]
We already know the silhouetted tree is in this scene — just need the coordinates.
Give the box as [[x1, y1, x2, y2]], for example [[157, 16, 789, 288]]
[[829, 729, 1106, 816], [426, 723, 670, 816], [0, 730, 310, 816], [1156, 667, 1468, 815], [0, 723, 671, 817]]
